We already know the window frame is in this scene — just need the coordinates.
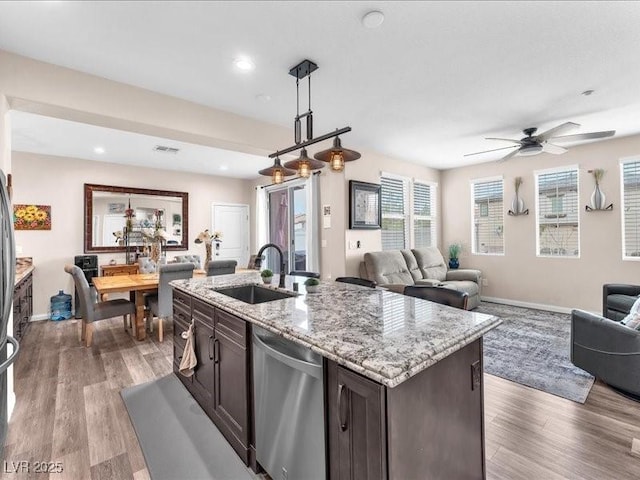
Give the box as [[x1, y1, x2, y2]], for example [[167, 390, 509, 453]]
[[380, 172, 438, 250], [534, 165, 580, 259], [470, 175, 505, 256], [620, 156, 640, 261]]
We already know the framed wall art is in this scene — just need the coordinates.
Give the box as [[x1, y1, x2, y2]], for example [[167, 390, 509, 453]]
[[349, 180, 381, 229], [14, 204, 51, 230]]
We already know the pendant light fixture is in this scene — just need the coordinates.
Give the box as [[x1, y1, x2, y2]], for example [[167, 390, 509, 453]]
[[284, 148, 325, 178], [259, 59, 361, 183], [258, 157, 296, 184], [313, 135, 362, 172]]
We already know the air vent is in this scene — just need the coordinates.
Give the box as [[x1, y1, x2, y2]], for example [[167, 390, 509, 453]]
[[153, 145, 180, 154]]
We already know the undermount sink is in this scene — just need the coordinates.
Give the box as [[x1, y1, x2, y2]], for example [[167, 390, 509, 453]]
[[214, 284, 298, 304]]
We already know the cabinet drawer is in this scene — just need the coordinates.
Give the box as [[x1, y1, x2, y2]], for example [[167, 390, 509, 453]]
[[215, 309, 247, 348], [173, 290, 192, 311], [173, 305, 191, 325], [193, 298, 214, 326]]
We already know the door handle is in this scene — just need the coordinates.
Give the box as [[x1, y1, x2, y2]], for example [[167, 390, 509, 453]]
[[208, 334, 214, 360], [213, 338, 220, 364], [337, 383, 348, 431]]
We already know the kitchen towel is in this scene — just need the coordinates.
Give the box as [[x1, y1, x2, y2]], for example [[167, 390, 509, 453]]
[[179, 320, 197, 377]]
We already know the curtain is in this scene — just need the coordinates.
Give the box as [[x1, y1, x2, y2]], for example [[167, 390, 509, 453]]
[[306, 173, 321, 273]]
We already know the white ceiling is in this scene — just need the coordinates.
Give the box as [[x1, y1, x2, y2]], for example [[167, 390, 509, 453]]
[[2, 1, 640, 171]]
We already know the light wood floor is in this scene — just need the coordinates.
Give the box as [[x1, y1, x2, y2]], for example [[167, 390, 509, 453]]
[[2, 319, 640, 479]]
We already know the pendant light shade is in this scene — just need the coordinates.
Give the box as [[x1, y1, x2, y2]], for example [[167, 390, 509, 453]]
[[258, 157, 296, 184], [283, 148, 325, 178], [313, 136, 361, 172]]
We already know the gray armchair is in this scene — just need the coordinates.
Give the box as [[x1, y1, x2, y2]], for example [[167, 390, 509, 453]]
[[64, 265, 135, 347], [603, 284, 640, 321], [205, 260, 237, 276], [571, 309, 640, 399], [146, 263, 194, 342]]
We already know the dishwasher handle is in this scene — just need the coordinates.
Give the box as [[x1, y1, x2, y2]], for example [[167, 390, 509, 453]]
[[252, 331, 323, 380]]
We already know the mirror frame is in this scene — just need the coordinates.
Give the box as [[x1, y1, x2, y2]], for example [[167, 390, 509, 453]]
[[84, 183, 189, 253]]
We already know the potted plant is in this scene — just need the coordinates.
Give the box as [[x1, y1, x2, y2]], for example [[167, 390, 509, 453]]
[[448, 243, 462, 269], [261, 269, 273, 284], [304, 277, 320, 293]]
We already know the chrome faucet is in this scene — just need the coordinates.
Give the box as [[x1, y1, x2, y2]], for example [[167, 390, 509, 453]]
[[255, 243, 286, 288]]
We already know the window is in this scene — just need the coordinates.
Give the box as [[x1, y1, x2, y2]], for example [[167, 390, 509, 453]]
[[413, 182, 436, 248], [621, 158, 640, 259], [471, 178, 504, 255], [381, 175, 437, 250], [535, 167, 579, 257]]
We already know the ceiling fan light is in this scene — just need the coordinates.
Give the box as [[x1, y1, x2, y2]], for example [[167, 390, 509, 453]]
[[519, 144, 543, 156], [329, 151, 345, 172]]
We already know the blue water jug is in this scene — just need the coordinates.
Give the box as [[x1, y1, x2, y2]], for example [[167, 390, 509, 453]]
[[50, 290, 72, 321]]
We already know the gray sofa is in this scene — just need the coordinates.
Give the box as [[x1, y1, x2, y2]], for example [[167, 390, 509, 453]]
[[359, 247, 482, 309], [571, 309, 640, 399], [603, 284, 640, 321]]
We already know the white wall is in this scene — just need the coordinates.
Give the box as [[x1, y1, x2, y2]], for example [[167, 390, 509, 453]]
[[440, 134, 640, 312], [12, 151, 254, 319]]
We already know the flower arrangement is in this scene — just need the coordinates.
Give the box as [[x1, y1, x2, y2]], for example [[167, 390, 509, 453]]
[[448, 243, 462, 269], [195, 229, 223, 266], [592, 168, 605, 186]]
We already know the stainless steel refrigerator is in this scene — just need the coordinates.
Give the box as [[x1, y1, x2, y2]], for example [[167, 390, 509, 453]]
[[0, 170, 18, 455]]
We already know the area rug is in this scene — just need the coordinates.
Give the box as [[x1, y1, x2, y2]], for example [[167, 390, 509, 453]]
[[476, 302, 595, 403], [121, 374, 257, 480]]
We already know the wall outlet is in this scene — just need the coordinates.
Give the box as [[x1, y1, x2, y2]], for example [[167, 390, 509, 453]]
[[482, 278, 489, 287], [348, 240, 357, 250]]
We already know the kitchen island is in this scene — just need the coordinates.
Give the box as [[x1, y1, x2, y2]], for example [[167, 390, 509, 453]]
[[170, 272, 501, 480]]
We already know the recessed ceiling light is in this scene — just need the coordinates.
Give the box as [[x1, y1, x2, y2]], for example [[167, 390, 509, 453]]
[[234, 57, 255, 71], [582, 89, 595, 96], [219, 165, 229, 171], [94, 146, 105, 154], [362, 10, 384, 29]]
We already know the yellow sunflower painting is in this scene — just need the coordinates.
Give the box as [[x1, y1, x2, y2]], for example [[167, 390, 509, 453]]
[[14, 204, 51, 230]]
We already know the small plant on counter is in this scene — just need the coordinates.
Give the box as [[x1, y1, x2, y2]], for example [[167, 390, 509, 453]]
[[261, 269, 273, 284], [304, 277, 320, 293]]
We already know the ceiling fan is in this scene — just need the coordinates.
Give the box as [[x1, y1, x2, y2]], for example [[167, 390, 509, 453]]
[[465, 122, 615, 162]]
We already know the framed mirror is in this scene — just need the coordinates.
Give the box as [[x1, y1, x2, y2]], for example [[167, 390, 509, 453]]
[[84, 184, 189, 253]]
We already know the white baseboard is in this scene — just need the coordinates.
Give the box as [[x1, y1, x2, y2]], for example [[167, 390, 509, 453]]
[[481, 296, 574, 314]]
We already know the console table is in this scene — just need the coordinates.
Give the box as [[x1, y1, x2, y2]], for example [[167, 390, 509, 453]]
[[100, 264, 139, 276]]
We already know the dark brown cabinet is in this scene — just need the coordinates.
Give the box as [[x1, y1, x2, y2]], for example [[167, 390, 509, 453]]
[[13, 272, 33, 342], [327, 361, 387, 480], [173, 294, 251, 466], [327, 339, 485, 480]]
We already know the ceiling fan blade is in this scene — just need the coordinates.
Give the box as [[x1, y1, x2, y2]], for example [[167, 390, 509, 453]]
[[550, 130, 615, 142], [535, 122, 580, 142], [464, 145, 519, 157], [497, 147, 520, 163], [542, 143, 567, 155], [485, 137, 522, 144]]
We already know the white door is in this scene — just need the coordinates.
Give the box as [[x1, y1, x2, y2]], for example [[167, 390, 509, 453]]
[[102, 214, 126, 246], [212, 204, 249, 267]]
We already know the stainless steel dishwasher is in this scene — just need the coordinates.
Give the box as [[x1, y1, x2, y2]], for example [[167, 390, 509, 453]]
[[252, 326, 325, 480]]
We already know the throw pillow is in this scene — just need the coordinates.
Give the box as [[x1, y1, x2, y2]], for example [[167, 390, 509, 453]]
[[621, 297, 640, 330]]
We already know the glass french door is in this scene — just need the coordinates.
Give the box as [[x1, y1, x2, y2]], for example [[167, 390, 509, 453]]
[[267, 183, 307, 274]]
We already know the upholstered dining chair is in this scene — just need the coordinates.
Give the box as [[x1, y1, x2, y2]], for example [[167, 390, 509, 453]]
[[174, 254, 202, 269], [403, 285, 469, 310], [335, 277, 377, 288], [206, 260, 237, 276], [138, 257, 159, 274], [64, 264, 135, 347], [146, 263, 195, 342]]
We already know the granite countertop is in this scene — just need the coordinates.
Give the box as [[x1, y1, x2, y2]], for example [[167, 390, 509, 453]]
[[15, 257, 34, 285], [171, 272, 501, 388]]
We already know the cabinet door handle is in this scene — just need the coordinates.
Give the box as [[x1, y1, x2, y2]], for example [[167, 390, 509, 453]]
[[337, 383, 348, 431], [213, 338, 220, 364], [208, 334, 214, 360]]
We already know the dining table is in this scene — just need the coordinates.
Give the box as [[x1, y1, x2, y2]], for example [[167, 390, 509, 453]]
[[92, 273, 159, 341]]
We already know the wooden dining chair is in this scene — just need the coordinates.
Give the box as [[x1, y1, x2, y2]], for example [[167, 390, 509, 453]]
[[146, 263, 194, 342], [64, 265, 136, 347]]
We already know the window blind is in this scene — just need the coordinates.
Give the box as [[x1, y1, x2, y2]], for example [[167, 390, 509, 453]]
[[381, 176, 408, 250], [414, 182, 434, 248], [536, 168, 579, 257], [471, 179, 504, 254], [622, 160, 640, 258]]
